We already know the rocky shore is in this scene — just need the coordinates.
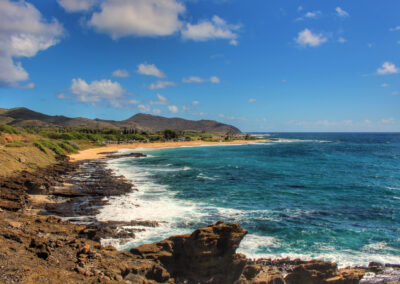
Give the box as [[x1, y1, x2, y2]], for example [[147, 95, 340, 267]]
[[0, 155, 399, 283]]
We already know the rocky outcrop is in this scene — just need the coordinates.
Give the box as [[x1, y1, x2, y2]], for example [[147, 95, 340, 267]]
[[131, 221, 248, 283], [0, 156, 75, 211], [0, 210, 398, 283]]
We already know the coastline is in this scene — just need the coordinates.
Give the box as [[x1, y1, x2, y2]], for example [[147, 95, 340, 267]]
[[1, 143, 399, 282], [69, 140, 266, 161]]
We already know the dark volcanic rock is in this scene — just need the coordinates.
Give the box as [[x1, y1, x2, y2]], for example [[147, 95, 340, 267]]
[[131, 221, 248, 283]]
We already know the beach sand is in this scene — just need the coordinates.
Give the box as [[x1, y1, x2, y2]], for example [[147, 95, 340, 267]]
[[70, 140, 265, 161]]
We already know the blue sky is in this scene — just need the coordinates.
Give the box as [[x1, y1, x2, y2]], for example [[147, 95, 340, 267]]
[[0, 0, 399, 132]]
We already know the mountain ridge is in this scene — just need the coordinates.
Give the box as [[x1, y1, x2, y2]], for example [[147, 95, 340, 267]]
[[0, 107, 241, 134]]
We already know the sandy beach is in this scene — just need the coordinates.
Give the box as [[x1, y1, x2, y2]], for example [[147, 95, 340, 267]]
[[69, 140, 265, 161]]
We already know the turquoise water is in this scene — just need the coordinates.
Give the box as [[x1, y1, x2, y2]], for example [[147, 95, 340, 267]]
[[98, 133, 400, 267]]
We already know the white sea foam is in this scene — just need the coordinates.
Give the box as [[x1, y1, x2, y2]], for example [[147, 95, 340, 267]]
[[97, 153, 400, 267], [238, 245, 400, 268], [97, 158, 207, 250], [266, 138, 331, 143]]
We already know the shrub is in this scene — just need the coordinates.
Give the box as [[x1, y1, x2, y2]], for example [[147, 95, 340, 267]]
[[58, 141, 78, 153], [0, 124, 19, 134], [33, 141, 47, 154], [39, 139, 66, 156]]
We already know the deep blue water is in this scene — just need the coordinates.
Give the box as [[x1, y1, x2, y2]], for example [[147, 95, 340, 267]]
[[99, 133, 400, 267]]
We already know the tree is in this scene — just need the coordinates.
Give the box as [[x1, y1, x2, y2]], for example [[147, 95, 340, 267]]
[[164, 129, 178, 140]]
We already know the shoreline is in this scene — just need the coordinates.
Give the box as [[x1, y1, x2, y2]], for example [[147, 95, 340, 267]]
[[69, 139, 266, 161], [1, 145, 400, 282]]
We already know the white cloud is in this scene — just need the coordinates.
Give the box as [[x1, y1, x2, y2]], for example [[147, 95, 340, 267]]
[[182, 76, 204, 83], [390, 26, 400, 32], [138, 104, 151, 113], [393, 91, 399, 95], [128, 99, 140, 104], [336, 7, 349, 17], [192, 100, 199, 105], [295, 28, 327, 47], [181, 15, 240, 45], [248, 98, 256, 103], [297, 6, 303, 12], [381, 118, 395, 124], [192, 112, 207, 116], [210, 76, 220, 84], [168, 105, 179, 113], [182, 76, 220, 84], [149, 81, 176, 90], [377, 62, 399, 75], [338, 37, 347, 43], [305, 11, 321, 19], [218, 113, 247, 121], [137, 63, 165, 78], [68, 78, 138, 108], [88, 0, 185, 39], [57, 92, 67, 99], [0, 0, 63, 87], [57, 0, 97, 13], [181, 105, 190, 112], [150, 93, 169, 105], [382, 83, 389, 88], [112, 69, 130, 77], [152, 108, 162, 115]]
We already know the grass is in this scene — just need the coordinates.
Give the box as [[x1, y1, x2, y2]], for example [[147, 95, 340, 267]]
[[4, 140, 26, 147]]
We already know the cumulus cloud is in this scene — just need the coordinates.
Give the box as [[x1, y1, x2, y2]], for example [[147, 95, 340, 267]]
[[149, 81, 176, 90], [67, 78, 138, 108], [338, 37, 347, 43], [150, 93, 169, 105], [181, 15, 240, 45], [304, 11, 321, 19], [182, 76, 204, 83], [152, 108, 162, 115], [0, 0, 63, 87], [335, 7, 349, 17], [377, 62, 399, 75], [192, 112, 207, 116], [381, 118, 395, 124], [57, 0, 97, 13], [210, 76, 220, 83], [218, 113, 247, 121], [390, 26, 400, 32], [182, 76, 220, 84], [295, 28, 327, 47], [112, 69, 130, 77], [137, 63, 165, 78], [168, 105, 179, 113], [138, 104, 151, 113], [88, 0, 185, 39], [248, 98, 256, 103], [382, 83, 389, 87], [192, 100, 199, 105]]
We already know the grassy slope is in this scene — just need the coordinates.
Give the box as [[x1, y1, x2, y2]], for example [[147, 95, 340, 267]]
[[0, 133, 100, 177], [0, 133, 57, 177]]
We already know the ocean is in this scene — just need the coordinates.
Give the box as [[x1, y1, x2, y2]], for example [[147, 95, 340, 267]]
[[97, 133, 400, 267]]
